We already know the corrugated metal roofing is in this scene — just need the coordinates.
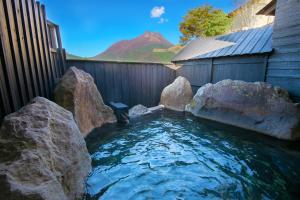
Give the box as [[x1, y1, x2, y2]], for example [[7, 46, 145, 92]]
[[171, 38, 235, 61], [172, 24, 273, 61]]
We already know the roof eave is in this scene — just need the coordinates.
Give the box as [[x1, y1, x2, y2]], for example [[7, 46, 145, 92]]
[[172, 50, 274, 63], [256, 0, 276, 16]]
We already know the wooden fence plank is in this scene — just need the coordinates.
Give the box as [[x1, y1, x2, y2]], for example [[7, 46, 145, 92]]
[[55, 25, 66, 74], [41, 5, 55, 91], [13, 0, 35, 100], [141, 65, 146, 104], [118, 64, 124, 102], [27, 0, 44, 96], [4, 0, 28, 105], [100, 63, 108, 101], [105, 63, 112, 102], [50, 50, 58, 79], [0, 0, 22, 110], [47, 21, 60, 79], [20, 0, 39, 96], [122, 64, 130, 104], [34, 1, 49, 98], [134, 65, 140, 106], [0, 41, 12, 114], [37, 2, 51, 97], [135, 64, 141, 104], [150, 65, 155, 106], [94, 63, 103, 96], [0, 88, 4, 119], [113, 63, 120, 102], [143, 64, 150, 106]]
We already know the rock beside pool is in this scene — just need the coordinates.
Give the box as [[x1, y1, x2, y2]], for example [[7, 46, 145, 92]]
[[0, 97, 91, 200], [186, 80, 300, 140], [129, 105, 150, 118], [160, 76, 193, 111], [149, 105, 165, 113], [54, 67, 116, 136], [129, 104, 164, 118]]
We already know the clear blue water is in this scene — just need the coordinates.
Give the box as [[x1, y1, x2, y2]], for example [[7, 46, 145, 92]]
[[84, 110, 300, 200]]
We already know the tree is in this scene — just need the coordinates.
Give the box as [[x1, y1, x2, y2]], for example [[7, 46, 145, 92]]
[[179, 5, 232, 44]]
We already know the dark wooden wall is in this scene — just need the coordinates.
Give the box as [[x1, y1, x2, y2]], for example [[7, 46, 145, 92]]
[[0, 0, 65, 119], [266, 0, 300, 101], [67, 54, 269, 109], [67, 60, 176, 108], [175, 54, 268, 94], [176, 59, 212, 94]]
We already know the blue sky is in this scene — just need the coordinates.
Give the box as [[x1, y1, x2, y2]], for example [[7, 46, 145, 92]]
[[39, 0, 237, 57]]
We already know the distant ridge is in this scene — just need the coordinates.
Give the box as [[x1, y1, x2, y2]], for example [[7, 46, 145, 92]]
[[66, 53, 85, 60], [92, 32, 176, 63]]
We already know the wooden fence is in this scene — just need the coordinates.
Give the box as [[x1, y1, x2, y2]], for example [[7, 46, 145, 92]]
[[0, 0, 65, 119], [67, 60, 176, 107], [67, 55, 268, 108], [175, 54, 269, 93]]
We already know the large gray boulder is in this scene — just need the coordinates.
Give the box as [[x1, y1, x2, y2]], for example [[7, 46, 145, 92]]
[[54, 67, 116, 136], [186, 80, 300, 140], [160, 76, 193, 111], [0, 97, 91, 200]]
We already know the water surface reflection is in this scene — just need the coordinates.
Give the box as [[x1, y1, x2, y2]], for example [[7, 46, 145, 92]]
[[84, 111, 300, 200]]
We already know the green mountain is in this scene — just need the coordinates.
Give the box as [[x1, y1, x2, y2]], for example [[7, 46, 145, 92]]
[[66, 53, 85, 60], [92, 32, 176, 63]]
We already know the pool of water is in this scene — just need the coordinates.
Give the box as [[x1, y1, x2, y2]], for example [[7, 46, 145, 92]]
[[84, 110, 300, 200]]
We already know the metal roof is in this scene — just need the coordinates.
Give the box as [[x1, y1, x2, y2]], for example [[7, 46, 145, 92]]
[[172, 24, 273, 62], [172, 38, 235, 62]]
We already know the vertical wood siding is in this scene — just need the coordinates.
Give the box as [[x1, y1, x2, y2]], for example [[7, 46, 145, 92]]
[[212, 55, 267, 83], [0, 0, 65, 119], [266, 0, 300, 101], [176, 59, 212, 94], [66, 60, 176, 108], [68, 54, 269, 110], [175, 54, 268, 94]]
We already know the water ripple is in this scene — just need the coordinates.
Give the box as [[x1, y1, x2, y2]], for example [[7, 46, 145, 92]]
[[84, 110, 300, 200]]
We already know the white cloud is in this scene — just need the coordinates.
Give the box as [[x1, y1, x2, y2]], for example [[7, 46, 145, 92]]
[[151, 6, 165, 18], [158, 18, 168, 24], [150, 6, 168, 24]]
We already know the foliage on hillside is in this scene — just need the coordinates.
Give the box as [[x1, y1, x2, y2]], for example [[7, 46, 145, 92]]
[[66, 53, 86, 60], [153, 45, 184, 54], [96, 44, 175, 63], [179, 5, 232, 44]]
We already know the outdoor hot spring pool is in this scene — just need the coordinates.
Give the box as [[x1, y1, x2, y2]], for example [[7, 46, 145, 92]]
[[83, 110, 300, 200]]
